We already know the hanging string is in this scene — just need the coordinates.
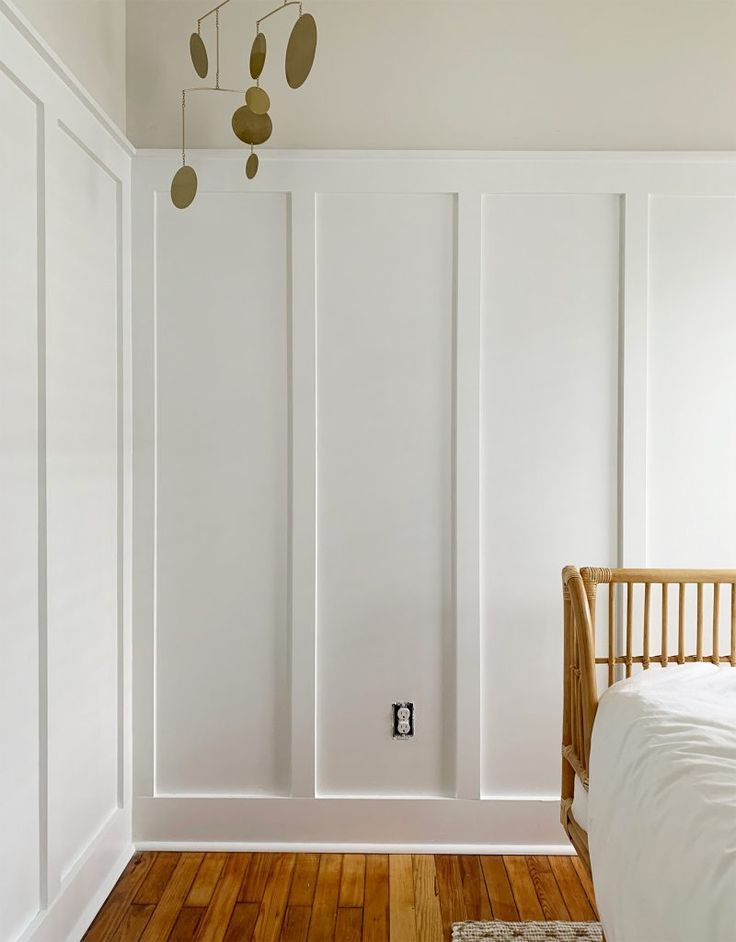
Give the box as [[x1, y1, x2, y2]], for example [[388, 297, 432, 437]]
[[181, 90, 186, 166]]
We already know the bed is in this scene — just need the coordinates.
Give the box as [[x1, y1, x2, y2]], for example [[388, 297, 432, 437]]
[[561, 566, 736, 942]]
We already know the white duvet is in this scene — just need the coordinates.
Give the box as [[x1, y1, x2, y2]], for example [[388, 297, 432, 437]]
[[588, 664, 736, 942]]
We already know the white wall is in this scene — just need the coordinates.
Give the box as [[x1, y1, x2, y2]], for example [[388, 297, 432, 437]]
[[0, 3, 132, 939], [126, 0, 736, 150], [11, 0, 126, 128], [132, 149, 736, 849]]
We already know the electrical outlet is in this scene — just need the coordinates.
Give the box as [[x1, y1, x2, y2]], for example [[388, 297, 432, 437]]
[[392, 701, 415, 739]]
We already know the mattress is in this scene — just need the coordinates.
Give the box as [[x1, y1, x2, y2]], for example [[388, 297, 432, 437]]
[[588, 663, 736, 942]]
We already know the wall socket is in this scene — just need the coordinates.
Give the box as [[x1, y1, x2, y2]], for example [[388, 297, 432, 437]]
[[392, 702, 415, 739]]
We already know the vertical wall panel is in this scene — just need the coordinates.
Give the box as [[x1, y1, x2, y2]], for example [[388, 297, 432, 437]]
[[649, 197, 736, 565], [0, 69, 40, 940], [155, 193, 289, 794], [46, 128, 119, 876], [316, 193, 454, 796], [481, 195, 620, 797]]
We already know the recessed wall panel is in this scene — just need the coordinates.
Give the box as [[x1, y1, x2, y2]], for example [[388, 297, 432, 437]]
[[649, 197, 736, 566], [0, 69, 40, 940], [47, 128, 119, 875], [155, 193, 289, 794], [481, 195, 619, 797], [316, 193, 454, 796]]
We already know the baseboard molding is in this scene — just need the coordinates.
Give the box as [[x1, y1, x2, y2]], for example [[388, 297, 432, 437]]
[[134, 796, 571, 852], [135, 840, 574, 855], [18, 811, 133, 942]]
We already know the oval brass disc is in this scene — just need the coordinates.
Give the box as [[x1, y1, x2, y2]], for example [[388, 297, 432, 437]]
[[246, 153, 259, 179], [285, 13, 317, 89], [232, 105, 272, 145], [245, 85, 270, 115], [250, 32, 266, 80], [171, 165, 197, 209], [189, 33, 208, 79]]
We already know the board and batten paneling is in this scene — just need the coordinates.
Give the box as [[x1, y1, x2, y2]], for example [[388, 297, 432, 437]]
[[315, 193, 455, 796], [133, 151, 736, 849], [0, 64, 41, 942], [648, 196, 736, 566], [154, 192, 290, 795], [46, 123, 121, 881], [480, 195, 621, 797], [1, 3, 133, 939]]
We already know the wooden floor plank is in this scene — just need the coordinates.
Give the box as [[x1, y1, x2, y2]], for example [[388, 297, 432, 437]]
[[169, 906, 205, 941], [479, 856, 519, 921], [133, 853, 180, 906], [238, 853, 272, 904], [86, 851, 598, 941], [549, 857, 596, 921], [459, 855, 493, 921], [571, 857, 597, 911], [389, 855, 417, 942], [186, 854, 227, 907], [281, 906, 312, 942], [334, 908, 363, 942], [503, 856, 544, 921], [196, 854, 250, 942], [83, 853, 155, 941], [114, 903, 155, 942], [252, 853, 297, 942], [140, 852, 203, 942], [288, 854, 320, 907], [223, 902, 259, 942], [434, 855, 467, 939], [411, 855, 443, 942], [339, 854, 366, 908], [526, 856, 570, 921], [306, 854, 342, 942], [362, 855, 389, 942]]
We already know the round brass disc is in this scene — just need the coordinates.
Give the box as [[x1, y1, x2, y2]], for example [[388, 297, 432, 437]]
[[285, 13, 317, 89], [232, 105, 272, 145], [250, 32, 266, 80], [246, 153, 259, 179], [171, 165, 197, 209], [189, 33, 208, 79], [245, 85, 270, 115]]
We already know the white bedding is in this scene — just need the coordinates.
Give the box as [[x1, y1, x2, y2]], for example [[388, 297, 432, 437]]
[[588, 664, 736, 942]]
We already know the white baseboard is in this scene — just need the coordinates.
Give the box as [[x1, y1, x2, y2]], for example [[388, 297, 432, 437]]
[[18, 811, 133, 942], [134, 795, 571, 854], [135, 840, 574, 855]]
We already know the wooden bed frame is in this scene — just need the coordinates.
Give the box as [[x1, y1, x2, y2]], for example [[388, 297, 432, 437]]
[[561, 566, 736, 873]]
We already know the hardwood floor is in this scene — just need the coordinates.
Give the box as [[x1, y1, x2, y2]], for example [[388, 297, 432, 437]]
[[84, 853, 597, 941]]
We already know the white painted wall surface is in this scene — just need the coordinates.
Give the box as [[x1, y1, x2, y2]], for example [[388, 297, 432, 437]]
[[133, 150, 736, 848], [0, 60, 41, 942], [0, 3, 133, 939], [126, 0, 736, 151]]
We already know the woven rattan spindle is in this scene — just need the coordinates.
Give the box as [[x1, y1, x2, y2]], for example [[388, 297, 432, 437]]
[[608, 582, 615, 686], [713, 583, 721, 664], [643, 582, 651, 669], [661, 583, 668, 666], [731, 584, 736, 667], [678, 583, 686, 665], [696, 583, 704, 661], [625, 582, 633, 677]]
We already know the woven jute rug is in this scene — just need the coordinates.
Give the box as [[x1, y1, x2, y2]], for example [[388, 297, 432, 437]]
[[452, 922, 603, 941]]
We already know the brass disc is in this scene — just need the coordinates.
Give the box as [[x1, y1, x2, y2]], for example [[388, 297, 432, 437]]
[[189, 33, 208, 79], [232, 105, 272, 146], [171, 165, 197, 209], [246, 153, 259, 179], [245, 85, 270, 115], [285, 13, 317, 89], [250, 32, 266, 80]]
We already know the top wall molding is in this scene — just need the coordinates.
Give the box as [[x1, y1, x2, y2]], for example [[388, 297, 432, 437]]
[[0, 0, 135, 156]]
